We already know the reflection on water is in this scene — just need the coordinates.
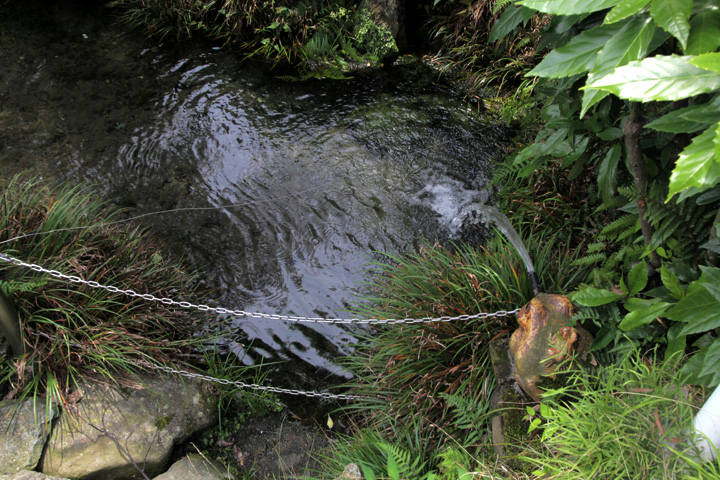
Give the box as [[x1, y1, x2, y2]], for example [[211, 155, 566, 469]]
[[0, 1, 507, 384]]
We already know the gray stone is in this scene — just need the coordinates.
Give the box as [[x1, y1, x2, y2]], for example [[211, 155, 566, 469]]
[[0, 471, 69, 480], [153, 454, 232, 480], [41, 374, 217, 480], [336, 463, 364, 479], [0, 398, 57, 474]]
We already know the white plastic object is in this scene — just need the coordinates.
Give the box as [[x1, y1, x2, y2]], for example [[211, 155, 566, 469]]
[[694, 385, 720, 462]]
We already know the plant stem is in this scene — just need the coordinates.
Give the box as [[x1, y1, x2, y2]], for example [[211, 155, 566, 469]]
[[624, 102, 661, 269]]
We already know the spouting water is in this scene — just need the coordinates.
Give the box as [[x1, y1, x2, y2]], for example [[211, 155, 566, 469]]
[[456, 203, 541, 295]]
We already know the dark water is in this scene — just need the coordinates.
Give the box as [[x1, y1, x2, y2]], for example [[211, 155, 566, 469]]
[[0, 1, 507, 385]]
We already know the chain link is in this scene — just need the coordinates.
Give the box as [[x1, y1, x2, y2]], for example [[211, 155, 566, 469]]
[[137, 361, 367, 401], [0, 252, 521, 324]]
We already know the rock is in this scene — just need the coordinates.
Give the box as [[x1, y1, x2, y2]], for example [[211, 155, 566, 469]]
[[41, 374, 217, 480], [0, 471, 69, 480], [230, 414, 328, 478], [153, 454, 232, 480], [0, 398, 57, 474], [336, 463, 363, 479]]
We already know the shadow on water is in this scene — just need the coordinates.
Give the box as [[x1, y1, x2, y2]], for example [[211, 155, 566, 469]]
[[0, 0, 510, 391]]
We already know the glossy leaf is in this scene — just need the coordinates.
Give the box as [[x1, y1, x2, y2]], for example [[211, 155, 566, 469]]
[[573, 287, 622, 306], [682, 340, 720, 386], [528, 24, 621, 78], [598, 144, 621, 203], [519, 0, 620, 14], [672, 289, 720, 335], [605, 0, 650, 23], [490, 6, 525, 42], [619, 301, 671, 330], [660, 265, 685, 298], [686, 10, 720, 55], [627, 260, 649, 296], [581, 16, 657, 115], [649, 0, 691, 49], [587, 55, 720, 102], [646, 97, 720, 133], [691, 52, 720, 73], [667, 122, 720, 200]]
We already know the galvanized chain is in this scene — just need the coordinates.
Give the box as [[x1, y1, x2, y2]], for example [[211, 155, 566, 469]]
[[30, 329, 366, 401], [0, 252, 521, 324], [136, 360, 367, 401]]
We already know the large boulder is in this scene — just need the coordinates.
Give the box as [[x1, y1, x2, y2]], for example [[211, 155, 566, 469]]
[[41, 374, 217, 480], [152, 454, 232, 480], [0, 398, 57, 474]]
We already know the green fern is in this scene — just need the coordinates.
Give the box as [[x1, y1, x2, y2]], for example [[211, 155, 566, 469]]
[[492, 0, 517, 15], [441, 386, 493, 447]]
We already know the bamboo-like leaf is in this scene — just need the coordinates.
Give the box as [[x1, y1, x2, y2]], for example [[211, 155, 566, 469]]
[[587, 55, 720, 102], [686, 10, 720, 55], [691, 52, 720, 73], [649, 0, 692, 49], [528, 23, 621, 78], [519, 0, 620, 15], [667, 122, 720, 200], [605, 0, 650, 23]]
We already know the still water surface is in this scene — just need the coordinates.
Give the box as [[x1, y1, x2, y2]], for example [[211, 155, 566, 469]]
[[0, 1, 507, 384]]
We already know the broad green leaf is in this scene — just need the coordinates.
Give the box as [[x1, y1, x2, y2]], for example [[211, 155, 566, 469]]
[[666, 288, 720, 335], [528, 24, 621, 78], [619, 301, 671, 330], [649, 0, 692, 49], [665, 323, 686, 362], [686, 10, 720, 55], [691, 52, 720, 73], [519, 0, 620, 14], [627, 260, 649, 296], [682, 340, 720, 386], [698, 339, 720, 378], [667, 122, 720, 200], [580, 16, 657, 115], [661, 265, 685, 298], [681, 95, 720, 124], [587, 55, 720, 102], [646, 97, 720, 133], [605, 0, 650, 23], [645, 111, 709, 133], [697, 266, 720, 300], [360, 464, 377, 480], [490, 6, 524, 42], [572, 287, 622, 306], [598, 143, 621, 203]]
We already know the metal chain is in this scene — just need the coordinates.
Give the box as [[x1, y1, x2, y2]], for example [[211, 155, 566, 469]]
[[137, 361, 367, 401], [0, 252, 521, 324], [31, 329, 367, 401]]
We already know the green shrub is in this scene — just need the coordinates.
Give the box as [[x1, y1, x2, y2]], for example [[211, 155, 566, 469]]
[[528, 349, 718, 479]]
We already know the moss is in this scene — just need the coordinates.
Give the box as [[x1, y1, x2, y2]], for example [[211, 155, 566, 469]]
[[155, 414, 175, 431]]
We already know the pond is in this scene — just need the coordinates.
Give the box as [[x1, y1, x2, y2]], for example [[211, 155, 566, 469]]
[[0, 0, 508, 389]]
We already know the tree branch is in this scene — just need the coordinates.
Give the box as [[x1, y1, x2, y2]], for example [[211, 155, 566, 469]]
[[624, 102, 661, 269]]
